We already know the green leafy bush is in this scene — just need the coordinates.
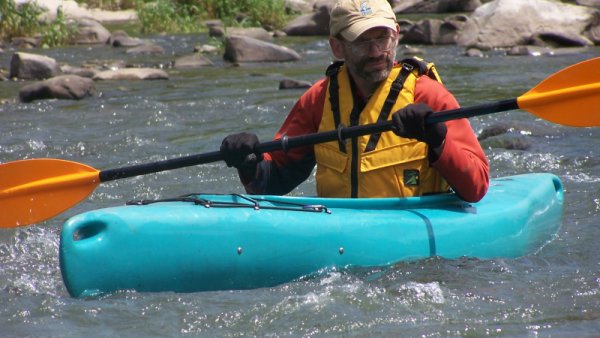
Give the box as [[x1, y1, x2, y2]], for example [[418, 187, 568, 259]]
[[0, 0, 42, 41], [40, 7, 78, 47], [1, 1, 78, 47], [137, 0, 203, 33], [1, 0, 292, 44], [136, 0, 289, 34]]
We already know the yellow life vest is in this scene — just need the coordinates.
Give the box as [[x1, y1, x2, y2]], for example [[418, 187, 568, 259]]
[[314, 58, 450, 198]]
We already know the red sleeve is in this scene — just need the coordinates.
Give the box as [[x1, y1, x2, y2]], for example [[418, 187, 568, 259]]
[[268, 77, 328, 166], [414, 76, 490, 202], [240, 78, 327, 194]]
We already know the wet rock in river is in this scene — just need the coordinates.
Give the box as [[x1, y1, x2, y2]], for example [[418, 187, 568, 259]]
[[92, 68, 169, 81], [279, 78, 312, 90], [125, 44, 165, 55], [173, 54, 213, 68], [18, 75, 96, 103], [110, 31, 146, 48], [225, 27, 273, 41], [223, 36, 301, 63], [9, 52, 60, 80]]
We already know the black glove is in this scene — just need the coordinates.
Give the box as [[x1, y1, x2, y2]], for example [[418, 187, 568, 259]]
[[220, 132, 263, 169], [391, 103, 447, 149]]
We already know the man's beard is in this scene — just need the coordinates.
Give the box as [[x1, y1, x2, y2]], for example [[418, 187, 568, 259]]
[[348, 51, 396, 85]]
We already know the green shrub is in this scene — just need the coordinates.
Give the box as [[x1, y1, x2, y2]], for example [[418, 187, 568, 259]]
[[40, 7, 78, 47], [136, 0, 290, 34], [202, 0, 288, 29], [1, 0, 291, 41], [0, 0, 42, 41], [137, 0, 204, 34], [0, 1, 78, 47]]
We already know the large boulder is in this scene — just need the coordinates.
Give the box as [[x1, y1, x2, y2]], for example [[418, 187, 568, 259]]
[[577, 0, 600, 7], [75, 18, 111, 44], [400, 16, 467, 44], [110, 31, 146, 47], [224, 36, 301, 63], [19, 75, 96, 102], [393, 0, 481, 13], [456, 0, 600, 49], [283, 2, 332, 36], [9, 52, 60, 80]]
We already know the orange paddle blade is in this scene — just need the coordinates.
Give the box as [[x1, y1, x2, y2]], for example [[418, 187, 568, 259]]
[[0, 159, 100, 228], [518, 57, 600, 127]]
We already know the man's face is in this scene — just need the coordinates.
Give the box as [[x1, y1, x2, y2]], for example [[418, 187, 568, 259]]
[[341, 27, 398, 86]]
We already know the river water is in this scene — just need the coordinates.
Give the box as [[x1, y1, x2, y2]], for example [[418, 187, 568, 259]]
[[1, 33, 599, 336]]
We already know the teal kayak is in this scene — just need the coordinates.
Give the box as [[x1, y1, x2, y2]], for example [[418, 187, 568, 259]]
[[60, 173, 563, 298]]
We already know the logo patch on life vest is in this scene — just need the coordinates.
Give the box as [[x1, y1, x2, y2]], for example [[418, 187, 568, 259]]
[[404, 169, 420, 186]]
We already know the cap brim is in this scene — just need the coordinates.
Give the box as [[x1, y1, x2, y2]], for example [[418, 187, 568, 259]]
[[340, 18, 397, 42]]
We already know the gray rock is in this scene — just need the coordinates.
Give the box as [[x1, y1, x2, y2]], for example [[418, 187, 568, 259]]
[[75, 18, 111, 44], [110, 31, 145, 47], [224, 35, 301, 63], [400, 15, 467, 45], [456, 0, 600, 49], [283, 3, 331, 36], [285, 0, 315, 13], [529, 31, 594, 47], [93, 68, 169, 81], [173, 54, 213, 68], [125, 44, 165, 55], [465, 47, 484, 57], [394, 0, 481, 13], [194, 44, 219, 54], [279, 78, 312, 90], [226, 27, 273, 41], [577, 0, 600, 7], [11, 37, 40, 49], [585, 21, 600, 44], [208, 26, 226, 38], [401, 19, 444, 45], [19, 75, 96, 102], [60, 65, 98, 78], [9, 52, 60, 80]]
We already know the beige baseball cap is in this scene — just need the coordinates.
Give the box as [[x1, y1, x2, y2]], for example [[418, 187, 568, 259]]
[[329, 0, 397, 42]]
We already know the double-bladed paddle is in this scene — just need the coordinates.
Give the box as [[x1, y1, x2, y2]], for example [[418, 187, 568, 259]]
[[1, 57, 599, 228]]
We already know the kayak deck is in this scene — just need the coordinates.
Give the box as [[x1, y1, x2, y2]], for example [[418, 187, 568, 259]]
[[59, 173, 563, 297]]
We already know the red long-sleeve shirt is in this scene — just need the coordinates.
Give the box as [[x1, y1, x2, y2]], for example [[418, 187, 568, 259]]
[[241, 75, 489, 202]]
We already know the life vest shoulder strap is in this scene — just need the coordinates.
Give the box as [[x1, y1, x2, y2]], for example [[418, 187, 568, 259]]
[[399, 56, 443, 84], [326, 61, 346, 152]]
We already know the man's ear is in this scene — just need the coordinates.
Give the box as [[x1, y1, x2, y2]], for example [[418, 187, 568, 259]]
[[329, 37, 345, 60]]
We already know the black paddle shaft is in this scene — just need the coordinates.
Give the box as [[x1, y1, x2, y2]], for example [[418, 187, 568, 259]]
[[99, 98, 518, 182]]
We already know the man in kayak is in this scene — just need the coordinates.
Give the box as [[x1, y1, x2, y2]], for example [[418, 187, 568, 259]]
[[220, 0, 489, 202]]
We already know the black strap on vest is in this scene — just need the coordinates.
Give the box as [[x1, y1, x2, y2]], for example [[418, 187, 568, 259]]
[[401, 57, 439, 82], [326, 61, 347, 153], [363, 62, 414, 153], [325, 58, 433, 154]]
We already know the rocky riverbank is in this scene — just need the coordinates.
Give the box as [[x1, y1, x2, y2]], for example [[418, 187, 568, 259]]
[[1, 0, 599, 103]]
